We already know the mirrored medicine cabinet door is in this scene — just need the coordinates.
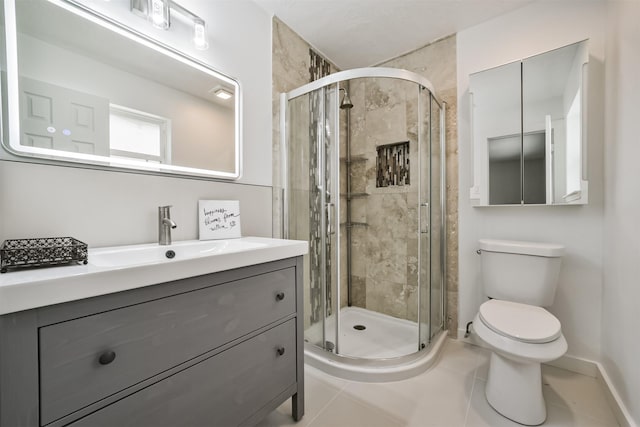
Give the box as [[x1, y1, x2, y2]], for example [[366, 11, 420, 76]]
[[470, 40, 589, 206]]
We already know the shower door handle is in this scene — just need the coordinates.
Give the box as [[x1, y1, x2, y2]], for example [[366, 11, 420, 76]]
[[420, 202, 429, 234], [327, 203, 336, 235]]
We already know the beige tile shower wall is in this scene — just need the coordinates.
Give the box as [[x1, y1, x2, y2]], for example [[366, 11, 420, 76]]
[[271, 17, 340, 235], [347, 78, 420, 322], [377, 35, 459, 336]]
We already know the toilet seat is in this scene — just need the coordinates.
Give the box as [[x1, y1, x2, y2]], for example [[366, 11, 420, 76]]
[[479, 300, 561, 344]]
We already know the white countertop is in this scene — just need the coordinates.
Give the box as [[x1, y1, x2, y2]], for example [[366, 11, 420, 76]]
[[0, 237, 308, 315]]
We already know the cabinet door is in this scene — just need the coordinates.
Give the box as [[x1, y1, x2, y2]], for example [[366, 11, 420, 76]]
[[470, 41, 589, 206], [470, 61, 522, 205], [39, 268, 296, 425], [70, 320, 297, 427]]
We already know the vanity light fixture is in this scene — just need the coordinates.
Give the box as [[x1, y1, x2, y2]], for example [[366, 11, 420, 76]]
[[130, 0, 209, 50]]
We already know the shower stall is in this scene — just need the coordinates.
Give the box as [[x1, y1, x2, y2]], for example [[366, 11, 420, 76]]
[[281, 68, 446, 381]]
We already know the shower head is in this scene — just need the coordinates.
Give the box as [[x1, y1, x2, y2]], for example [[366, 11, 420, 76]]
[[339, 88, 354, 110]]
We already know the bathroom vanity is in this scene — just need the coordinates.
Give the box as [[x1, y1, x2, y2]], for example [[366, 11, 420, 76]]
[[0, 237, 307, 427]]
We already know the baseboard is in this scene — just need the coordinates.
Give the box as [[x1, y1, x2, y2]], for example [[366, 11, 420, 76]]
[[457, 327, 637, 427], [595, 362, 637, 427], [545, 354, 598, 377]]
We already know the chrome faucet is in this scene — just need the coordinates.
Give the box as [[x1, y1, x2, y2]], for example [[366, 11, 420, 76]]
[[158, 205, 177, 245]]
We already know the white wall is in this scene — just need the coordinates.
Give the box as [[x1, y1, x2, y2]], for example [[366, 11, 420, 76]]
[[457, 1, 606, 360], [603, 0, 640, 423], [0, 0, 273, 247]]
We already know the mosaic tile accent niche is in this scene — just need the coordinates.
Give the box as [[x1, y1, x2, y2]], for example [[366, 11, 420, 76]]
[[376, 141, 410, 187]]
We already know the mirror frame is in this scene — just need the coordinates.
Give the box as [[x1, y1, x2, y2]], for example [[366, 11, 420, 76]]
[[469, 40, 589, 206], [1, 0, 243, 180]]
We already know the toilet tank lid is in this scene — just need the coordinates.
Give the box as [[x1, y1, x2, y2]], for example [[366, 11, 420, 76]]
[[479, 239, 564, 257]]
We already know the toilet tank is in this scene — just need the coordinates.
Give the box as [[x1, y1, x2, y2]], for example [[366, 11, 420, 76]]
[[479, 239, 564, 307]]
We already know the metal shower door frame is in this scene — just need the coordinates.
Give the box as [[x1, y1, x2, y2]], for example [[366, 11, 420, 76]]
[[282, 67, 446, 357]]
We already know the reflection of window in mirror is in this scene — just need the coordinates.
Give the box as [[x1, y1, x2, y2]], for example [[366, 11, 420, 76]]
[[109, 105, 170, 164]]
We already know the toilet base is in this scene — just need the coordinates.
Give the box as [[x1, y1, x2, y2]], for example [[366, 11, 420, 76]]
[[485, 352, 546, 425]]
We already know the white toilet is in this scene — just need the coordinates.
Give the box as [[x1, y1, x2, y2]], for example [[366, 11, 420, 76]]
[[473, 239, 567, 425]]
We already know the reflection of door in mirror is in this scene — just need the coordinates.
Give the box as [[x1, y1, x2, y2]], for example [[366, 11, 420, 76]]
[[522, 132, 546, 204], [20, 77, 109, 156], [488, 134, 520, 205], [488, 131, 546, 205]]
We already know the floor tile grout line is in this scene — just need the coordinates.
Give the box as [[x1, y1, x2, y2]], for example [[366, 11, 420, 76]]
[[313, 385, 406, 427], [463, 368, 479, 427], [545, 400, 621, 426], [305, 383, 351, 427]]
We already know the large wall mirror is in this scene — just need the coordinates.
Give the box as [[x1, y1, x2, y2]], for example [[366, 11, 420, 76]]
[[0, 0, 241, 179], [469, 40, 588, 205]]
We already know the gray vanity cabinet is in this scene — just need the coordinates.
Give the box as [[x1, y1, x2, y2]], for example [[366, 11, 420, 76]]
[[0, 257, 304, 427]]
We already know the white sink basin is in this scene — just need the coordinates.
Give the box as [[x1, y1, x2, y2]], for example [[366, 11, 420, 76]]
[[90, 239, 267, 268], [0, 237, 308, 315]]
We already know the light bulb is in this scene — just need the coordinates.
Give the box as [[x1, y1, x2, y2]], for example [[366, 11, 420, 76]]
[[193, 18, 209, 50], [150, 0, 169, 30]]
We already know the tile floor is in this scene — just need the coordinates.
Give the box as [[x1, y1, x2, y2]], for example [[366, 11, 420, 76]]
[[257, 340, 619, 427]]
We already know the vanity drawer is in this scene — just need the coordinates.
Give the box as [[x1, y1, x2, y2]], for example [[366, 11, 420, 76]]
[[39, 267, 296, 425], [70, 319, 297, 427]]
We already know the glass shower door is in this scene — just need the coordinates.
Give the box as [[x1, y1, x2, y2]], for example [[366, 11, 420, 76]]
[[286, 91, 320, 346], [418, 85, 432, 349], [286, 84, 340, 353], [319, 84, 340, 353], [429, 97, 444, 340], [418, 88, 445, 348]]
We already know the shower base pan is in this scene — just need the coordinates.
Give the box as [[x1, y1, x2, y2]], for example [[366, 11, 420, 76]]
[[304, 307, 447, 382]]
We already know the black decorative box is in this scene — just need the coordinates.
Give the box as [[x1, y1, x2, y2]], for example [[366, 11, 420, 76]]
[[0, 237, 88, 273]]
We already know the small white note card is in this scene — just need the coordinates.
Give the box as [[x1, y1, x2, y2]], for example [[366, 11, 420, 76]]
[[198, 200, 242, 240]]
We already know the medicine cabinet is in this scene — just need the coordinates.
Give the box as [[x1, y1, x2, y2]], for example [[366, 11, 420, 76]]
[[469, 40, 588, 206]]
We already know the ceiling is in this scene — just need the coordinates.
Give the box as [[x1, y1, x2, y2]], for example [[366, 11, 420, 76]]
[[252, 0, 535, 69]]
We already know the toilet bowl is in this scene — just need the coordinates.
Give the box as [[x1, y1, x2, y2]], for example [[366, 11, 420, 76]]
[[473, 300, 567, 425], [474, 239, 566, 425]]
